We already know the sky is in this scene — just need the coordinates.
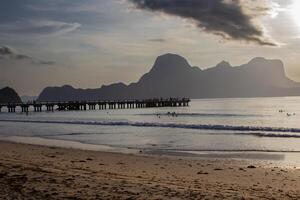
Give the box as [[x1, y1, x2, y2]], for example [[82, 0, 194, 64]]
[[0, 0, 300, 96]]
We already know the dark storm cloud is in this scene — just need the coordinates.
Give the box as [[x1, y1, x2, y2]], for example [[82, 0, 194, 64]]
[[0, 46, 54, 65], [129, 0, 276, 46]]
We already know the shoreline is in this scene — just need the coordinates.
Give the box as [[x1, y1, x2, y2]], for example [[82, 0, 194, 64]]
[[0, 140, 300, 199], [2, 135, 300, 167]]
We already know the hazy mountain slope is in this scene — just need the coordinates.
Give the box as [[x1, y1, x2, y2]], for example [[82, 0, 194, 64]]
[[0, 87, 22, 103], [37, 53, 300, 101]]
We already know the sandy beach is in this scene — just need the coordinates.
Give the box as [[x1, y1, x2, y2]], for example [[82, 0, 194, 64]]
[[0, 141, 300, 199]]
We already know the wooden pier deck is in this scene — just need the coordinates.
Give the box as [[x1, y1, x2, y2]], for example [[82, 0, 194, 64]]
[[0, 98, 190, 113]]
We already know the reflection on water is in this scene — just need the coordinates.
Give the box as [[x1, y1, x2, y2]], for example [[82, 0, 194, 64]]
[[143, 150, 286, 161], [1, 97, 300, 164]]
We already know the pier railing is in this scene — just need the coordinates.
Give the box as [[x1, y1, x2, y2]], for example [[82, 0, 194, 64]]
[[0, 98, 190, 113]]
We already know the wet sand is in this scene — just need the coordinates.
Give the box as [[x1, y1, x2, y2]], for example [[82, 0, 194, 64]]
[[0, 141, 300, 199]]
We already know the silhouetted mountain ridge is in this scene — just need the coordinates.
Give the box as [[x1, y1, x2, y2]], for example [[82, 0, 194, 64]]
[[0, 87, 22, 103], [37, 53, 300, 101]]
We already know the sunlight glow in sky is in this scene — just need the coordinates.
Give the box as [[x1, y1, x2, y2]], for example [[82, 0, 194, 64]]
[[291, 0, 300, 29]]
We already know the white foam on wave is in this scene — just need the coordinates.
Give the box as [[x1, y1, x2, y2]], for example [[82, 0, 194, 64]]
[[137, 112, 262, 117], [1, 119, 300, 138]]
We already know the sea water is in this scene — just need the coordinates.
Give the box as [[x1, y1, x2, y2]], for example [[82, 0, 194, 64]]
[[1, 97, 300, 164]]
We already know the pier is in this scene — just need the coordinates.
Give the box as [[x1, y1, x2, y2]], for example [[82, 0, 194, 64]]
[[0, 98, 190, 113]]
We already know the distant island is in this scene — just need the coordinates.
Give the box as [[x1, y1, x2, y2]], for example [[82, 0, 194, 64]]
[[36, 53, 300, 101], [0, 87, 22, 103]]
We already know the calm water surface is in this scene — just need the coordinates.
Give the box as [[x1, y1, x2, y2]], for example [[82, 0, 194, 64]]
[[1, 97, 300, 164]]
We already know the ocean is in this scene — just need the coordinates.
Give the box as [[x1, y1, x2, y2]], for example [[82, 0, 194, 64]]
[[1, 97, 300, 164]]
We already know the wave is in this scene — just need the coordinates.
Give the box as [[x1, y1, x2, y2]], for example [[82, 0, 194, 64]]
[[137, 112, 262, 117], [144, 148, 300, 153], [1, 119, 300, 138]]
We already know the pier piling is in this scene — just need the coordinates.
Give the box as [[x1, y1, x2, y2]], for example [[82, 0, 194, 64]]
[[0, 98, 190, 113]]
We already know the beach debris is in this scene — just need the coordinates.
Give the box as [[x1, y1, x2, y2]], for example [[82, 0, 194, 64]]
[[214, 168, 223, 171], [197, 171, 209, 175], [0, 172, 8, 178]]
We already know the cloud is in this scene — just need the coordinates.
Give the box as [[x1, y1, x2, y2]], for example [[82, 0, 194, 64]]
[[0, 46, 30, 60], [35, 61, 56, 65], [129, 0, 277, 46], [0, 20, 81, 36], [0, 46, 55, 65], [147, 38, 166, 42]]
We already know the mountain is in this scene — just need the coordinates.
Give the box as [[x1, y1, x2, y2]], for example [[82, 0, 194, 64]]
[[37, 53, 300, 101], [0, 87, 22, 103]]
